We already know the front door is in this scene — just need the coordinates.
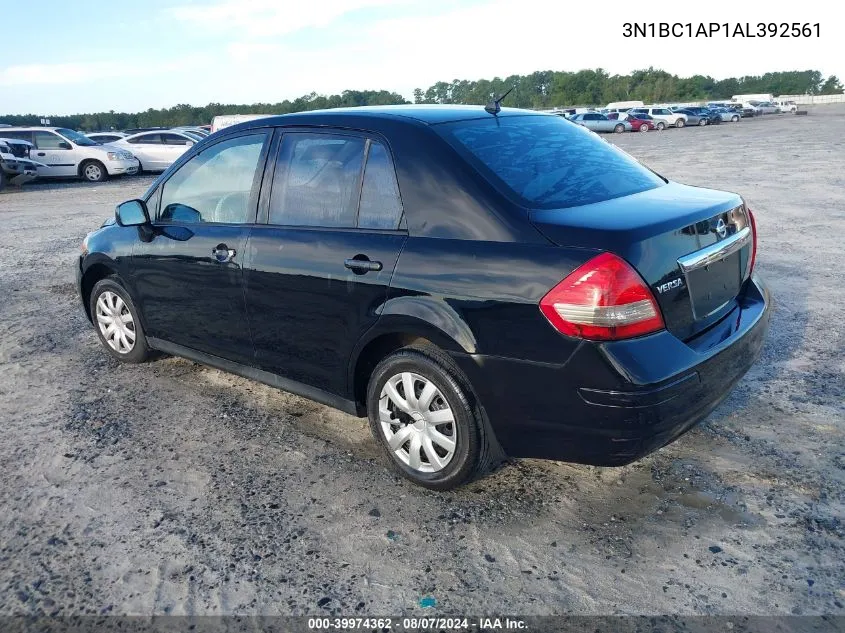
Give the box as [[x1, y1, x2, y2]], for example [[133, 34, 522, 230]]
[[131, 131, 270, 365], [244, 131, 407, 396], [32, 130, 77, 177]]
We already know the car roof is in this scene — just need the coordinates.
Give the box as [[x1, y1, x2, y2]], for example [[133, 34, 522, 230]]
[[0, 126, 64, 132], [228, 105, 546, 131]]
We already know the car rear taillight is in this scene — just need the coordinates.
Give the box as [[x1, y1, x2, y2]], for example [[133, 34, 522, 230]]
[[539, 252, 665, 341], [746, 208, 758, 278]]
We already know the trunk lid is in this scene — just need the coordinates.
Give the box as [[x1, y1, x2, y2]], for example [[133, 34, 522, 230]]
[[530, 181, 753, 341]]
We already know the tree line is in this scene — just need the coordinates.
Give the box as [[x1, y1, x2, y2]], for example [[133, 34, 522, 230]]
[[1, 69, 841, 131]]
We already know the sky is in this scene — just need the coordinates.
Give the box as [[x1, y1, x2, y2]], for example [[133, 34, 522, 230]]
[[1, 0, 841, 115]]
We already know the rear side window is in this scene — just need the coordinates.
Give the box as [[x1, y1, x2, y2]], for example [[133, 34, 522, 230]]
[[129, 134, 161, 145], [436, 115, 664, 209], [357, 141, 403, 230], [161, 133, 191, 146], [270, 133, 365, 228]]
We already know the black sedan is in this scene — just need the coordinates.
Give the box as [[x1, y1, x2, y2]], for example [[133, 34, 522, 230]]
[[77, 106, 770, 489]]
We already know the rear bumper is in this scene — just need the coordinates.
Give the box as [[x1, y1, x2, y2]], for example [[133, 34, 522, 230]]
[[452, 274, 771, 465]]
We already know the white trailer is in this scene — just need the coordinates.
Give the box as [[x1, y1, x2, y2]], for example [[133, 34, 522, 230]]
[[211, 114, 275, 134]]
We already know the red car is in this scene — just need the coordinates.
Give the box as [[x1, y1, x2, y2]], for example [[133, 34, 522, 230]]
[[608, 111, 656, 132]]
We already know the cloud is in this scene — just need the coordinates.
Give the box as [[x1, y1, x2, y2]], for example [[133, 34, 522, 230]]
[[0, 56, 206, 87], [166, 0, 404, 37]]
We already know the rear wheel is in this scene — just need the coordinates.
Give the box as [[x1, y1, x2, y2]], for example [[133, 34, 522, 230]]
[[0, 169, 6, 192], [614, 123, 625, 134], [367, 345, 492, 490], [731, 115, 740, 122], [81, 160, 108, 182], [676, 118, 686, 128], [639, 123, 649, 132]]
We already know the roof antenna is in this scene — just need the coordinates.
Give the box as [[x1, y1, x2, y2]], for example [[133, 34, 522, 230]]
[[485, 85, 515, 115]]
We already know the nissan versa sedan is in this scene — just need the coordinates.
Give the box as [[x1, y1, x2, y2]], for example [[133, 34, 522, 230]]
[[77, 106, 770, 490]]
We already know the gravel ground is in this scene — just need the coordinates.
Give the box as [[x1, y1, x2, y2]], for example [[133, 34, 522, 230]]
[[0, 107, 843, 619]]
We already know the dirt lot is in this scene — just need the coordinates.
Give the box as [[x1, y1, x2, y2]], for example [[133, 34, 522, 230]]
[[1, 107, 843, 620]]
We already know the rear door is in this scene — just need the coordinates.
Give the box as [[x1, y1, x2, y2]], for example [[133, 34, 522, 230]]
[[161, 133, 195, 169], [131, 131, 271, 365], [125, 133, 165, 170], [244, 130, 407, 395], [32, 130, 77, 177]]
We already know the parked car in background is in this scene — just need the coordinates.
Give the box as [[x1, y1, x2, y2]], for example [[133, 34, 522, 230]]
[[569, 113, 631, 133], [674, 109, 711, 126], [112, 130, 199, 173], [754, 101, 781, 115], [607, 111, 655, 132], [0, 137, 45, 191], [776, 100, 798, 113], [0, 127, 138, 181], [210, 114, 274, 134], [741, 103, 763, 116], [709, 108, 741, 123], [86, 132, 129, 144], [631, 107, 686, 130], [173, 126, 210, 138], [77, 105, 770, 489]]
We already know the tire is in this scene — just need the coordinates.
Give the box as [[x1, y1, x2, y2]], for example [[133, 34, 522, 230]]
[[698, 118, 707, 126], [81, 160, 108, 182], [89, 277, 150, 364], [614, 123, 625, 134], [0, 169, 6, 192], [136, 161, 143, 174], [675, 118, 685, 128], [656, 122, 666, 131], [639, 123, 649, 133], [366, 344, 492, 490], [731, 115, 739, 122]]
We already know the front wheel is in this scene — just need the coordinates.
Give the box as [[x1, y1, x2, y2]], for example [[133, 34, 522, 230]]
[[675, 118, 685, 128], [81, 160, 108, 182], [698, 118, 707, 126], [614, 123, 625, 134], [367, 346, 491, 490], [656, 122, 666, 131], [89, 277, 151, 363]]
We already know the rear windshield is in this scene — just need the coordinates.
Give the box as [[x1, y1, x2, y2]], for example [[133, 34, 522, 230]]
[[435, 115, 664, 209]]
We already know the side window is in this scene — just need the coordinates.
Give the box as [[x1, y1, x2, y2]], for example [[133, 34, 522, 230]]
[[129, 134, 161, 145], [33, 131, 67, 150], [161, 133, 191, 146], [269, 133, 365, 228], [158, 133, 267, 224], [358, 141, 403, 230], [0, 131, 32, 143]]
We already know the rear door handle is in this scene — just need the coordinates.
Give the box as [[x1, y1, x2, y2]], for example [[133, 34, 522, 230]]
[[212, 244, 236, 263], [344, 257, 382, 273], [36, 152, 46, 156]]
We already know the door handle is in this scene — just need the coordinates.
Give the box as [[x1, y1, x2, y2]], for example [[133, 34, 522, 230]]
[[212, 244, 236, 263], [344, 257, 382, 273], [36, 152, 46, 156]]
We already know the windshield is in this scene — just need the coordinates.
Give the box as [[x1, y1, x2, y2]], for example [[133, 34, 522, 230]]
[[436, 115, 665, 209], [57, 128, 98, 146]]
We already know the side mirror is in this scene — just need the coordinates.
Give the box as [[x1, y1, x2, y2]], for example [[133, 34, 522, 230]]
[[115, 199, 150, 227], [185, 140, 195, 147], [58, 141, 72, 150]]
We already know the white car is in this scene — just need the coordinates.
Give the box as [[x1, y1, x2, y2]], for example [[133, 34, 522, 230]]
[[112, 130, 198, 173], [630, 107, 687, 129], [0, 126, 138, 181], [86, 132, 129, 144], [776, 100, 798, 113]]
